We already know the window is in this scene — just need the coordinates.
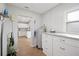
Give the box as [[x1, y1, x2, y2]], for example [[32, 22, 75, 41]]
[[67, 10, 79, 22], [66, 10, 79, 34]]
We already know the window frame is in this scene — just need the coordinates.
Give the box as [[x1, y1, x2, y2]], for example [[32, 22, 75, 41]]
[[66, 9, 79, 34]]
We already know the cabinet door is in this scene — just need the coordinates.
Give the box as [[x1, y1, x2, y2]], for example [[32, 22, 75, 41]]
[[42, 33, 48, 55], [59, 37, 79, 56], [46, 35, 53, 56], [42, 33, 46, 49], [42, 39, 48, 55], [53, 36, 79, 56], [53, 36, 60, 56], [53, 36, 65, 56], [42, 33, 53, 56], [64, 41, 79, 56]]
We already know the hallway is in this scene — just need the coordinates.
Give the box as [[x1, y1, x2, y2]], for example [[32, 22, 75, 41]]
[[16, 36, 46, 56]]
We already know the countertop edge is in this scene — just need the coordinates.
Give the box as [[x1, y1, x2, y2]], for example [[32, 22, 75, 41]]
[[42, 32, 79, 40]]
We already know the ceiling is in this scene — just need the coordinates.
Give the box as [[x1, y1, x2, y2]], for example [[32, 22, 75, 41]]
[[10, 3, 59, 14]]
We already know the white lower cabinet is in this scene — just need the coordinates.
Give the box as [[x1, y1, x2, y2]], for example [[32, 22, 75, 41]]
[[53, 36, 65, 56], [42, 33, 79, 56], [42, 33, 47, 55], [53, 36, 79, 56], [65, 44, 79, 56], [46, 34, 53, 56]]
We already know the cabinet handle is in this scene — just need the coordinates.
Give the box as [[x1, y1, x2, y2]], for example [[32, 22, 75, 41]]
[[62, 40, 65, 41], [60, 47, 65, 50], [62, 40, 65, 42], [60, 40, 65, 42]]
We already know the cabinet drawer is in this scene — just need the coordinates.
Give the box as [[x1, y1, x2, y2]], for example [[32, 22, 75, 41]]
[[55, 36, 79, 48], [65, 38, 79, 48], [53, 40, 65, 56], [64, 44, 79, 56], [54, 43, 79, 56], [53, 44, 66, 56], [53, 36, 79, 56]]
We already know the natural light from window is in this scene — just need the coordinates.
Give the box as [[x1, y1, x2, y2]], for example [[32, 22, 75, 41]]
[[67, 10, 79, 22], [66, 10, 79, 34], [18, 23, 29, 28]]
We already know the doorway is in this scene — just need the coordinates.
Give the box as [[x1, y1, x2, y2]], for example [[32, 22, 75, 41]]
[[16, 15, 45, 56]]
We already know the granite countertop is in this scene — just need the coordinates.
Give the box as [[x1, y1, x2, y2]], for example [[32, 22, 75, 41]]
[[43, 32, 79, 40]]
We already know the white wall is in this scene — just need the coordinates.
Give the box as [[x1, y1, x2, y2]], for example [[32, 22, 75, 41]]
[[7, 5, 42, 47], [42, 3, 79, 33]]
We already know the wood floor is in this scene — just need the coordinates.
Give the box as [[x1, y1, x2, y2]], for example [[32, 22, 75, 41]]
[[16, 36, 46, 56]]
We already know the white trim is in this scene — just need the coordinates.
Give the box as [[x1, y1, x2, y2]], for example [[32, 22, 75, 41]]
[[66, 20, 79, 23]]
